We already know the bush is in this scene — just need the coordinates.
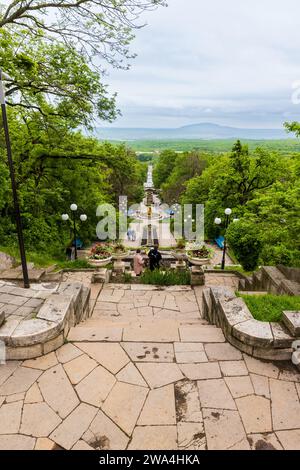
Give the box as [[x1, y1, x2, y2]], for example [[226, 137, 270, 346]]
[[140, 268, 191, 286], [226, 220, 262, 271]]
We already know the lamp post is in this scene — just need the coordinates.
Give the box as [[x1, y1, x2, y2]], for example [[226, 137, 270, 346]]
[[62, 204, 87, 260], [0, 70, 30, 288], [214, 208, 239, 270]]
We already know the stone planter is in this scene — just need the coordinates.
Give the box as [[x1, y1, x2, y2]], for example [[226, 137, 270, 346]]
[[112, 252, 129, 274], [171, 250, 187, 269], [89, 256, 112, 268], [186, 253, 211, 266]]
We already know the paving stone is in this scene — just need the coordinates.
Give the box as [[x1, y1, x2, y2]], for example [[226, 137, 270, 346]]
[[20, 403, 62, 437], [270, 378, 300, 430], [248, 433, 283, 450], [83, 410, 129, 450], [24, 383, 43, 403], [75, 365, 116, 407], [278, 366, 300, 383], [22, 352, 58, 370], [123, 321, 179, 342], [175, 351, 208, 363], [38, 364, 79, 419], [236, 395, 272, 433], [138, 385, 176, 425], [137, 363, 184, 389], [180, 363, 221, 381], [50, 403, 98, 450], [197, 379, 236, 410], [0, 401, 22, 434], [128, 426, 177, 450], [72, 440, 94, 450], [250, 373, 270, 398], [75, 342, 129, 374], [0, 366, 41, 396], [95, 302, 118, 311], [180, 326, 225, 343], [63, 354, 98, 385], [225, 376, 254, 398], [68, 326, 123, 342], [149, 294, 166, 308], [174, 380, 203, 423], [177, 422, 206, 450], [35, 437, 56, 450], [0, 434, 35, 450], [219, 361, 248, 376], [5, 392, 25, 403], [116, 362, 148, 387], [0, 361, 21, 386], [102, 382, 148, 435], [243, 354, 279, 378], [203, 409, 250, 450], [204, 343, 242, 361], [276, 430, 300, 450], [55, 343, 83, 364], [122, 342, 174, 363]]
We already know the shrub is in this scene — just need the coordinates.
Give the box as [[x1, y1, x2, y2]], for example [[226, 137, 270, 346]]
[[140, 268, 191, 286], [226, 220, 262, 271]]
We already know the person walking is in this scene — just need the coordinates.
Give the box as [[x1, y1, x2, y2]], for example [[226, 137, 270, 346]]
[[133, 249, 144, 276], [148, 244, 162, 271]]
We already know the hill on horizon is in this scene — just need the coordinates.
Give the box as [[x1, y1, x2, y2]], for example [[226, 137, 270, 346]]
[[95, 122, 292, 141]]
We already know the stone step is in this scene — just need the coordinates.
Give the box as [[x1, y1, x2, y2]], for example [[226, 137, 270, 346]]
[[0, 268, 46, 282], [282, 311, 300, 337], [279, 279, 300, 296]]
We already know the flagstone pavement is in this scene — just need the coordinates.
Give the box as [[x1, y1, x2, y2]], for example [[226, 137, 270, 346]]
[[0, 274, 299, 450]]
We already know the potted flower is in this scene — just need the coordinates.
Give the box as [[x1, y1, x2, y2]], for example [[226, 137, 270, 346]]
[[111, 241, 129, 274], [172, 239, 187, 267], [111, 241, 129, 260], [186, 243, 213, 266], [89, 243, 112, 267]]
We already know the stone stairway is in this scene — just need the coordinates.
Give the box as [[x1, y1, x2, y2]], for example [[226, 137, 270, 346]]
[[239, 265, 300, 296]]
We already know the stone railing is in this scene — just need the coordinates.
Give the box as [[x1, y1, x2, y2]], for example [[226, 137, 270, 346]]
[[1, 282, 91, 360], [202, 286, 300, 361]]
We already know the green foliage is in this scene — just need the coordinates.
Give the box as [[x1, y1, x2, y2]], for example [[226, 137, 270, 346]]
[[56, 259, 95, 270], [226, 220, 262, 271], [239, 294, 300, 323], [153, 150, 178, 188], [158, 151, 208, 204], [140, 268, 191, 286]]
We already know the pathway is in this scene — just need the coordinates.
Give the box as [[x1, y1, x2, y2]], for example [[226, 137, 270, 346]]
[[0, 275, 299, 450]]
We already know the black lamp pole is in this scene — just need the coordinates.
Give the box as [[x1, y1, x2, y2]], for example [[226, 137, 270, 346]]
[[221, 214, 230, 270], [0, 70, 30, 288], [72, 211, 78, 260]]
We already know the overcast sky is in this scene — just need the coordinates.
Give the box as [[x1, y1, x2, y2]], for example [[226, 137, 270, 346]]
[[104, 0, 300, 129]]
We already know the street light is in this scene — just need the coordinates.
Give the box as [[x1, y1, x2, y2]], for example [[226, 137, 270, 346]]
[[0, 70, 30, 288], [61, 204, 87, 260], [214, 208, 235, 270]]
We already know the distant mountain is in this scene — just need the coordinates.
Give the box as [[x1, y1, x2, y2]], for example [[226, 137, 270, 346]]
[[95, 122, 290, 141]]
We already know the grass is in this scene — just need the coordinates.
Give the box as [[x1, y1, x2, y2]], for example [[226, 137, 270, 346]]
[[125, 139, 300, 155], [238, 293, 300, 322], [213, 264, 254, 277], [140, 268, 191, 286], [0, 245, 94, 270]]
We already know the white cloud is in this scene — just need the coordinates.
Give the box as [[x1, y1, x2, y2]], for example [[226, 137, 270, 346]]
[[103, 0, 300, 128]]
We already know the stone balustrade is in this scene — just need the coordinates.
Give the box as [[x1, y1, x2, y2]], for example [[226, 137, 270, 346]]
[[203, 286, 300, 361]]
